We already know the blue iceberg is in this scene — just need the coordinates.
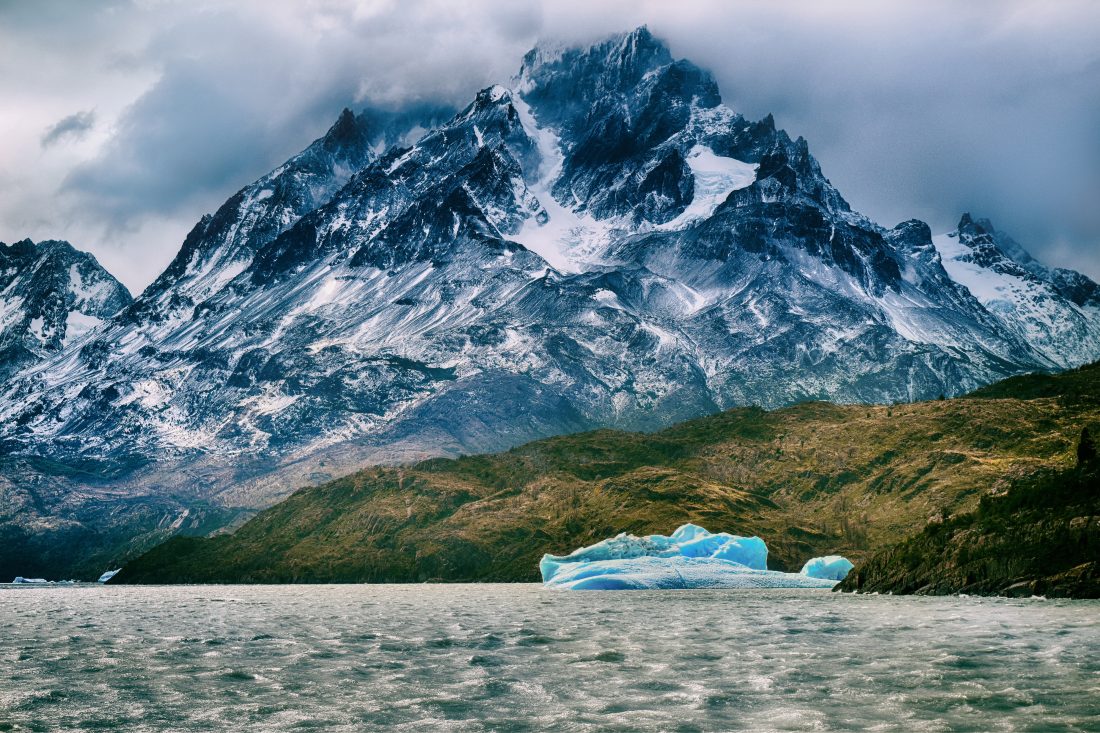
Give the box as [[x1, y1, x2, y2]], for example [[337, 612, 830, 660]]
[[97, 569, 120, 583], [800, 555, 855, 581], [540, 524, 843, 590]]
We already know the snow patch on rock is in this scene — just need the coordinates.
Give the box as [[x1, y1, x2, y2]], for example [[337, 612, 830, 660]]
[[511, 94, 619, 272], [658, 145, 756, 230]]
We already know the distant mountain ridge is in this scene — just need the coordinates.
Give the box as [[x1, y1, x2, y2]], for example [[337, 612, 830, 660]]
[[124, 103, 454, 328], [0, 239, 131, 379], [2, 27, 1100, 579], [933, 214, 1100, 368]]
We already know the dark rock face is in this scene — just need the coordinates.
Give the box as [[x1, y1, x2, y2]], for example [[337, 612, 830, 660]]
[[1050, 268, 1100, 308], [837, 435, 1100, 599], [0, 239, 131, 379]]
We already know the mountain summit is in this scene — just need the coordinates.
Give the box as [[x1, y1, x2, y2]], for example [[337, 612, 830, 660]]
[[2, 29, 1099, 575], [0, 239, 131, 379], [933, 213, 1100, 368]]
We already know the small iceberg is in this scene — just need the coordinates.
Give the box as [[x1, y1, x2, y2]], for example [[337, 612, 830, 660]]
[[97, 569, 121, 584], [800, 555, 855, 581], [540, 524, 847, 590], [11, 577, 49, 584]]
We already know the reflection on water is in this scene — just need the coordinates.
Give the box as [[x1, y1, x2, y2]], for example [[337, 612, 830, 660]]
[[1, 584, 1097, 731]]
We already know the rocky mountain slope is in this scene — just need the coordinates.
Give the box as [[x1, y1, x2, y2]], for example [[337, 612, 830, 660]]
[[0, 239, 131, 379], [5, 31, 1098, 471], [112, 362, 1100, 585], [0, 458, 240, 583], [4, 28, 1100, 579], [933, 214, 1100, 368]]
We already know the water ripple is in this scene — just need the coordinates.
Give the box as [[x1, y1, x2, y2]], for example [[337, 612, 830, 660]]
[[0, 585, 1097, 732]]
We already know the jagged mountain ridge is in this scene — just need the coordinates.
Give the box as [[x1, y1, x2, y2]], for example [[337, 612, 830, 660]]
[[2, 27, 1100, 516], [124, 103, 455, 327], [0, 239, 131, 380], [932, 214, 1100, 368]]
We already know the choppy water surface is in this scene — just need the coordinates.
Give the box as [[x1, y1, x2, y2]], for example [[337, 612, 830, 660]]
[[1, 585, 1098, 732]]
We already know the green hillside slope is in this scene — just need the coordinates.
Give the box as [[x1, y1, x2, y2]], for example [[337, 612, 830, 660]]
[[836, 429, 1099, 598]]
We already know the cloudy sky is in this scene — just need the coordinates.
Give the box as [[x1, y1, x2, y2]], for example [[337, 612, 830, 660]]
[[2, 0, 1098, 291]]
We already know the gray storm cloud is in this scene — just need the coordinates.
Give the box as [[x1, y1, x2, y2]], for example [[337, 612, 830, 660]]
[[41, 110, 96, 148], [0, 0, 1098, 289]]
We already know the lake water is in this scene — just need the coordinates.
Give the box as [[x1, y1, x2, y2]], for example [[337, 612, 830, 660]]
[[1, 584, 1098, 732]]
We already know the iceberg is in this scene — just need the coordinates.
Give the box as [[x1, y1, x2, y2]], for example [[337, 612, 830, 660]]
[[11, 577, 49, 584], [540, 524, 841, 590], [97, 569, 121, 583], [800, 555, 855, 581]]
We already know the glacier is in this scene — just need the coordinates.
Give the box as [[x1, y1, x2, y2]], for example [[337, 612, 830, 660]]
[[656, 144, 757, 230], [540, 524, 841, 590], [800, 555, 855, 581]]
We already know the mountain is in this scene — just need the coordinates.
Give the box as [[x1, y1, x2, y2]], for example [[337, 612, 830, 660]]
[[0, 456, 241, 584], [123, 104, 453, 328], [0, 105, 453, 581], [4, 28, 1100, 578], [0, 239, 131, 379], [111, 361, 1100, 586], [933, 214, 1100, 368]]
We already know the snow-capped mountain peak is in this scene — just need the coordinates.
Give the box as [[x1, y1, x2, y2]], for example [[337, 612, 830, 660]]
[[932, 213, 1100, 368], [0, 239, 131, 379]]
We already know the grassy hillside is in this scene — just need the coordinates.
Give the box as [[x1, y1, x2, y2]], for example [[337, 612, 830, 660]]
[[115, 362, 1100, 584], [837, 434, 1099, 598]]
